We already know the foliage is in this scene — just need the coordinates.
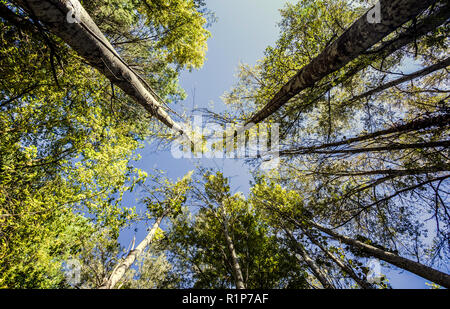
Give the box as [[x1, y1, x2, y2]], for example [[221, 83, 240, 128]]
[[0, 0, 210, 288], [1, 0, 448, 289], [222, 0, 449, 272], [162, 172, 309, 288]]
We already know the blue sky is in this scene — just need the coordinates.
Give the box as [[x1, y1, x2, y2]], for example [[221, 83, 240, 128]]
[[119, 0, 436, 289], [121, 0, 294, 208], [135, 0, 297, 191]]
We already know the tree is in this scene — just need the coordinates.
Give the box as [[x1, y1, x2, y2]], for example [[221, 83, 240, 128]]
[[222, 0, 449, 288], [8, 0, 210, 134], [0, 19, 142, 286], [0, 0, 211, 288], [2, 0, 448, 290], [243, 0, 443, 125], [163, 172, 309, 289], [100, 171, 193, 289], [250, 177, 449, 288]]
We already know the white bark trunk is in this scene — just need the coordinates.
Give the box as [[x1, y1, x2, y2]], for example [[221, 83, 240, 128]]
[[16, 0, 185, 135], [246, 0, 438, 125], [99, 214, 165, 289]]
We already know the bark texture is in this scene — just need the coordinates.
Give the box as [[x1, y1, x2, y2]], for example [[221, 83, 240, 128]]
[[280, 113, 450, 156], [246, 0, 439, 125], [15, 0, 185, 135]]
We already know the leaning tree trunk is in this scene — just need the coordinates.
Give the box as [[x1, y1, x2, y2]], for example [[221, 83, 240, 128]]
[[14, 0, 185, 135], [300, 227, 375, 289], [281, 141, 450, 156], [279, 113, 450, 156], [246, 0, 439, 125], [285, 229, 335, 289], [308, 221, 450, 289], [99, 212, 167, 289], [285, 2, 450, 131], [219, 207, 246, 289]]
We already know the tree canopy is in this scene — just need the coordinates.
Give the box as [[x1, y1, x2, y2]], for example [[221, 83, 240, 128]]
[[0, 0, 448, 289]]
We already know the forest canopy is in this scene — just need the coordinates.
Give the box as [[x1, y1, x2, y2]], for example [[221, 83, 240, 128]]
[[0, 0, 449, 289]]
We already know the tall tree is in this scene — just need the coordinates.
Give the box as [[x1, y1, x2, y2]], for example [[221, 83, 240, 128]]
[[222, 0, 449, 287], [100, 171, 193, 289], [0, 0, 211, 288], [163, 172, 309, 289], [244, 0, 441, 125], [250, 177, 449, 288]]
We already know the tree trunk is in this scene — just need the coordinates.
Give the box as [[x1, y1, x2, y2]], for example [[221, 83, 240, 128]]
[[285, 229, 335, 289], [220, 207, 246, 289], [308, 221, 450, 288], [99, 213, 167, 289], [345, 57, 450, 105], [301, 228, 375, 289], [313, 166, 450, 177], [246, 0, 439, 125], [279, 113, 450, 156], [282, 141, 450, 156], [14, 0, 185, 135]]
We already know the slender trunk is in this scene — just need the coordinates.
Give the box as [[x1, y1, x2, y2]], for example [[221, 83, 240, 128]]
[[285, 229, 335, 289], [14, 0, 185, 135], [313, 166, 450, 177], [282, 140, 450, 156], [342, 174, 450, 220], [301, 4, 450, 123], [301, 228, 375, 289], [220, 207, 246, 289], [247, 0, 443, 125], [279, 113, 450, 156], [307, 221, 450, 288], [346, 57, 450, 104], [99, 212, 167, 289]]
